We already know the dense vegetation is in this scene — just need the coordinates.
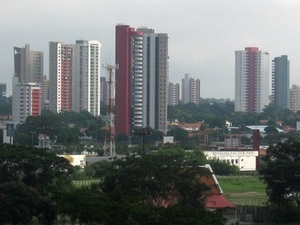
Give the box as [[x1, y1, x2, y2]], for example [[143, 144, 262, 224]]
[[260, 140, 300, 223], [0, 145, 227, 225], [1, 99, 298, 153]]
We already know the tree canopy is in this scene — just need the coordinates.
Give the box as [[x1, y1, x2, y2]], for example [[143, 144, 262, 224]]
[[55, 149, 226, 225], [259, 140, 300, 223], [0, 144, 73, 224]]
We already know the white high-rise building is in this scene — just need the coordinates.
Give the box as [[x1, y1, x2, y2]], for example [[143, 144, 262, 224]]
[[72, 40, 101, 116], [13, 44, 43, 84], [290, 85, 300, 113], [49, 42, 74, 112], [12, 82, 42, 124], [235, 47, 270, 113], [168, 82, 180, 106], [181, 73, 200, 104], [137, 28, 169, 132], [13, 44, 43, 124]]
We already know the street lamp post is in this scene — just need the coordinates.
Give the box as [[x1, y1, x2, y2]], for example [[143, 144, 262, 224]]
[[30, 131, 36, 146], [135, 128, 151, 154]]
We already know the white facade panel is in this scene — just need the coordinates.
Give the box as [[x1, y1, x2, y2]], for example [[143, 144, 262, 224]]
[[204, 150, 258, 171]]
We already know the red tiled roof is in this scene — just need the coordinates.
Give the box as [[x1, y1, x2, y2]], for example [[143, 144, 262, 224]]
[[200, 165, 236, 209], [205, 194, 236, 209]]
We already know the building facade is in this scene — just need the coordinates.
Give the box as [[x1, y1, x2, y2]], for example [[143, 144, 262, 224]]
[[49, 42, 74, 112], [100, 77, 108, 106], [13, 44, 43, 84], [13, 44, 43, 124], [272, 55, 290, 109], [72, 40, 101, 116], [138, 27, 169, 132], [0, 83, 7, 103], [115, 25, 169, 135], [290, 85, 300, 113], [235, 47, 270, 113], [181, 73, 200, 104], [49, 40, 101, 116], [168, 82, 180, 106], [12, 82, 42, 124]]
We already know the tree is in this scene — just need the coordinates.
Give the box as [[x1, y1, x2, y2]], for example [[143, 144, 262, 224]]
[[96, 150, 225, 224], [260, 140, 300, 207], [0, 144, 73, 194], [0, 181, 56, 225]]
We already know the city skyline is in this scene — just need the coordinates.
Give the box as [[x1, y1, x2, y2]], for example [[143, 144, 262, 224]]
[[2, 1, 300, 99]]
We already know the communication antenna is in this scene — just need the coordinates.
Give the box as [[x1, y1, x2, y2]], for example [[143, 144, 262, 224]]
[[102, 64, 118, 156]]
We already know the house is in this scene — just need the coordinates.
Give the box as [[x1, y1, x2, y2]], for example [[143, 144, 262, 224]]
[[201, 164, 235, 209]]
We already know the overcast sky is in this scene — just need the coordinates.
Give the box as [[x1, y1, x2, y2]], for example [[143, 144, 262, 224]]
[[1, 0, 300, 99]]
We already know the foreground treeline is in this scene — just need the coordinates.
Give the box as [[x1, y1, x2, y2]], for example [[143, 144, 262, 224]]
[[0, 145, 227, 225], [2, 141, 300, 224]]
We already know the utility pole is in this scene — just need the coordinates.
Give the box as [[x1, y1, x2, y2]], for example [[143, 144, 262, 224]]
[[103, 64, 118, 156]]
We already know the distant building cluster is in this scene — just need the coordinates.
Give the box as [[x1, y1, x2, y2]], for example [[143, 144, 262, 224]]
[[6, 28, 299, 133], [9, 24, 202, 136], [168, 73, 201, 106], [235, 47, 292, 113]]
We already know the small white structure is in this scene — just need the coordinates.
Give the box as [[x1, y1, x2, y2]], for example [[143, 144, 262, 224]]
[[203, 150, 258, 171], [58, 155, 86, 168], [297, 122, 300, 131], [163, 136, 174, 144]]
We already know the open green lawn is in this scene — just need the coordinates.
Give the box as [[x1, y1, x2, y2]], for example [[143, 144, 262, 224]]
[[217, 175, 268, 206]]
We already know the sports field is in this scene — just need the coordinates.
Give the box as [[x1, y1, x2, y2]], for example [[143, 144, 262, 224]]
[[217, 175, 268, 206]]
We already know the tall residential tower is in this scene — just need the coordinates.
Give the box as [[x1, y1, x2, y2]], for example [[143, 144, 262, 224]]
[[72, 40, 101, 116], [272, 55, 290, 109], [235, 47, 270, 113], [49, 42, 74, 112], [115, 25, 169, 135], [181, 73, 201, 104], [13, 44, 43, 123]]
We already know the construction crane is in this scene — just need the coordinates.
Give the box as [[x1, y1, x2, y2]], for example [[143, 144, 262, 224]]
[[103, 64, 118, 156]]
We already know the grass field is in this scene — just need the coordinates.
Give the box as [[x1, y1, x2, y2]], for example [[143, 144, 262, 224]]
[[217, 175, 268, 206]]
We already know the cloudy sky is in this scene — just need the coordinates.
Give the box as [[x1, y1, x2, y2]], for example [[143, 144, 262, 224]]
[[1, 0, 300, 99]]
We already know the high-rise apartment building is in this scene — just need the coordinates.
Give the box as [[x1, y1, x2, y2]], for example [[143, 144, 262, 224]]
[[115, 25, 169, 136], [49, 40, 101, 116], [272, 55, 290, 109], [49, 42, 74, 112], [13, 44, 43, 84], [168, 82, 180, 106], [181, 73, 200, 104], [235, 47, 270, 113], [0, 83, 7, 103], [12, 82, 41, 124], [72, 40, 101, 116], [42, 75, 50, 110], [13, 44, 43, 124], [290, 85, 300, 113], [100, 77, 108, 106]]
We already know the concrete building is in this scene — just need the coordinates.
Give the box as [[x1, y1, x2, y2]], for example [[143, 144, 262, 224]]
[[13, 44, 43, 124], [100, 77, 108, 106], [181, 73, 200, 104], [204, 150, 259, 171], [72, 40, 101, 116], [235, 47, 270, 113], [290, 84, 300, 113], [0, 83, 7, 102], [49, 42, 74, 112], [13, 44, 43, 84], [272, 55, 290, 109], [168, 82, 180, 106], [115, 25, 169, 135], [42, 76, 49, 109], [12, 82, 42, 124]]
